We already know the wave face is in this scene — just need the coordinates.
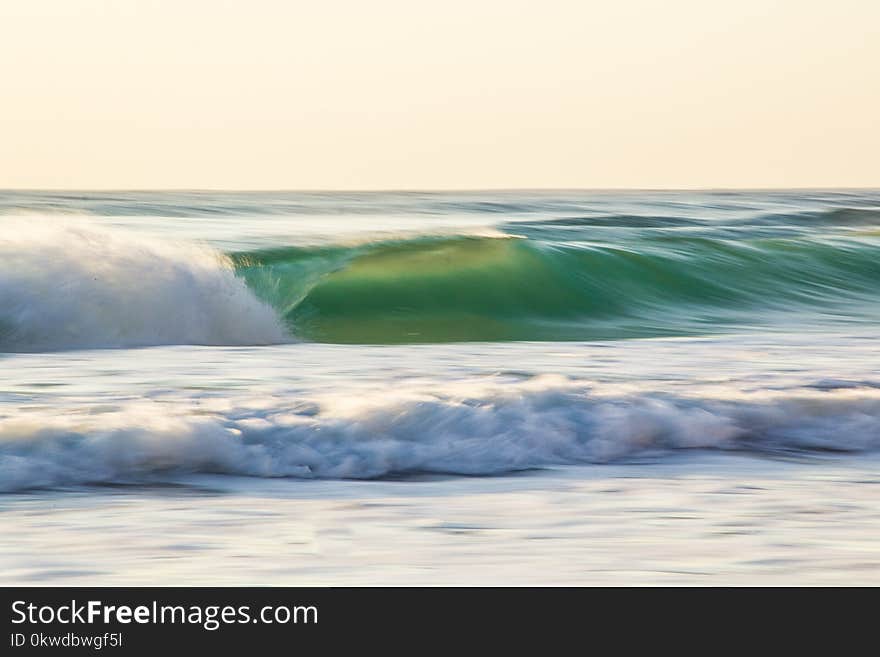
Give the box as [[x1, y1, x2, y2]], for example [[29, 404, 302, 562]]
[[3, 376, 880, 491], [233, 231, 880, 343], [0, 221, 286, 351]]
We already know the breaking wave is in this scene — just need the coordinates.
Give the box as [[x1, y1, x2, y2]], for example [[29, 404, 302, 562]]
[[4, 212, 880, 349], [0, 220, 286, 351], [3, 377, 880, 491]]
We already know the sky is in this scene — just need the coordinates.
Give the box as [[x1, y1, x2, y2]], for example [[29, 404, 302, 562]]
[[1, 0, 878, 190]]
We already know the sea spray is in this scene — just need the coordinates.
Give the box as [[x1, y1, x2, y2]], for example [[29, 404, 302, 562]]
[[0, 219, 287, 351]]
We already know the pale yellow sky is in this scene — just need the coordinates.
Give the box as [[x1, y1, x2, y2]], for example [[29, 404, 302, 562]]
[[2, 0, 878, 189]]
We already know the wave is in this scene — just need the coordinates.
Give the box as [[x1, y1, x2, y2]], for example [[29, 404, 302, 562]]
[[3, 377, 880, 491], [0, 220, 286, 351], [4, 217, 880, 350], [503, 206, 880, 229], [233, 232, 880, 343]]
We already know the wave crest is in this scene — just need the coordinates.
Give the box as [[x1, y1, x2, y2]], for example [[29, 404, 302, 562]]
[[0, 219, 287, 351], [3, 377, 880, 491]]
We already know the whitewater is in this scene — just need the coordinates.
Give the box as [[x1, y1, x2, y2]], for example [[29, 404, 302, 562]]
[[2, 189, 880, 585]]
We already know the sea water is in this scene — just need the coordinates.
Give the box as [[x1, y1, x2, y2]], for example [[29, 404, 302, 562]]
[[2, 190, 880, 584]]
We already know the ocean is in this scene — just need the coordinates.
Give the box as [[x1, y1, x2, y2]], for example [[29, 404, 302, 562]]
[[2, 189, 880, 584]]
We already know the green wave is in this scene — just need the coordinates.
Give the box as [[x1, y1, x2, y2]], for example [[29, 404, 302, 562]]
[[230, 233, 880, 343]]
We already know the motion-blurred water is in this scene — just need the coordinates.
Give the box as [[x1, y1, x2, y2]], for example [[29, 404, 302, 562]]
[[2, 190, 880, 584]]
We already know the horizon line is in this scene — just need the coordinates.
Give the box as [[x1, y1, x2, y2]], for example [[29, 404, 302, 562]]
[[2, 186, 879, 194]]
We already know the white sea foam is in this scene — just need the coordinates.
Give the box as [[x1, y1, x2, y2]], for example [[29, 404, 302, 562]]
[[2, 376, 880, 491], [0, 218, 287, 351]]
